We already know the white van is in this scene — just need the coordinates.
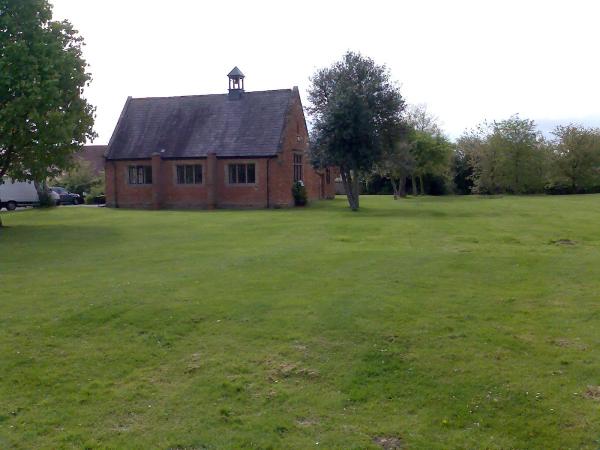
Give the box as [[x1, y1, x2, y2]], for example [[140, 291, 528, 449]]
[[0, 178, 59, 210]]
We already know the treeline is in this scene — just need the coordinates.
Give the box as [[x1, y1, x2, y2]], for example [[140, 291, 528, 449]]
[[307, 52, 599, 211], [369, 109, 600, 196]]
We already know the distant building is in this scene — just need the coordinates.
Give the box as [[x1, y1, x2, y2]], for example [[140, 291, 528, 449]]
[[77, 145, 107, 176], [104, 67, 335, 209]]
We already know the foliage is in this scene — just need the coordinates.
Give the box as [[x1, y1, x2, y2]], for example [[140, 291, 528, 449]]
[[54, 160, 103, 197], [84, 183, 105, 204], [451, 145, 474, 194], [380, 103, 453, 197], [364, 173, 395, 195], [458, 116, 548, 194], [308, 51, 405, 210], [411, 129, 454, 195], [549, 124, 600, 193], [2, 197, 600, 448], [405, 103, 442, 135], [0, 0, 96, 182], [291, 180, 307, 206], [374, 126, 415, 198]]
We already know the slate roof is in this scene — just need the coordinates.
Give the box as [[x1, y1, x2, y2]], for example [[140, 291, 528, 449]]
[[77, 145, 107, 175], [106, 89, 294, 160]]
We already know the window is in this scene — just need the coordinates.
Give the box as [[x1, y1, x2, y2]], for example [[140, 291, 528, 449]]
[[326, 168, 331, 184], [293, 154, 303, 182], [128, 165, 152, 185], [228, 163, 256, 184], [176, 164, 202, 184]]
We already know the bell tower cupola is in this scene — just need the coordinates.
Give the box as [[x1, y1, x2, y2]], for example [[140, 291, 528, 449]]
[[227, 66, 245, 100]]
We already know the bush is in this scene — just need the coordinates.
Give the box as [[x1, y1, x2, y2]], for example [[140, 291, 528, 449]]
[[85, 184, 105, 204], [292, 181, 307, 206]]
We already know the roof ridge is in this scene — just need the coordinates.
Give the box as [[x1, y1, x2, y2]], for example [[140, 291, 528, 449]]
[[129, 88, 293, 101]]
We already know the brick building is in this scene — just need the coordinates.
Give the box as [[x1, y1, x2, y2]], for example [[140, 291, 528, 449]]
[[78, 145, 107, 176], [105, 67, 335, 209]]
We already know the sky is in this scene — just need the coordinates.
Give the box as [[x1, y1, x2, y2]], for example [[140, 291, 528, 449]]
[[51, 0, 600, 143]]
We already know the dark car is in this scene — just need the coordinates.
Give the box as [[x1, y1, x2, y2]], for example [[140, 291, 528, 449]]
[[50, 187, 82, 205]]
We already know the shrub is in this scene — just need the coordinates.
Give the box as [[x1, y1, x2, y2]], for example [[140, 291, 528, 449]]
[[292, 181, 307, 206], [85, 184, 105, 204]]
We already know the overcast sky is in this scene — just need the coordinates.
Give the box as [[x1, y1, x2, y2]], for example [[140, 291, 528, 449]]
[[51, 0, 600, 143]]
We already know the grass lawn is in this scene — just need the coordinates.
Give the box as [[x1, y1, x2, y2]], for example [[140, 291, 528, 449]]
[[1, 195, 600, 449]]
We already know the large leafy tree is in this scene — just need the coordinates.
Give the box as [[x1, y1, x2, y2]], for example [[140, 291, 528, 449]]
[[0, 0, 95, 223], [403, 103, 452, 195], [459, 116, 547, 194], [488, 116, 545, 194], [307, 51, 405, 210], [411, 130, 453, 195], [551, 124, 600, 192]]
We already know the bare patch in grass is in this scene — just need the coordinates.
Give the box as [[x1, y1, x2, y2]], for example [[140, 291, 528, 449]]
[[373, 435, 403, 449], [185, 353, 202, 374], [296, 417, 319, 427], [266, 360, 319, 382], [293, 342, 308, 353], [111, 411, 139, 433], [584, 386, 600, 401], [550, 338, 587, 350], [549, 239, 577, 246]]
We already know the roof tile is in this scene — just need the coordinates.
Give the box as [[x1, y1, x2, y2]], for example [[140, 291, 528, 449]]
[[106, 89, 293, 160]]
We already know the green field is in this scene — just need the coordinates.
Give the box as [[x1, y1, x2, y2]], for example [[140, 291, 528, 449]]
[[1, 196, 600, 449]]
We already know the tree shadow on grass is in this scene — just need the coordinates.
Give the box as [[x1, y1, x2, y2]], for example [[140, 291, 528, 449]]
[[0, 223, 120, 252], [329, 202, 502, 219]]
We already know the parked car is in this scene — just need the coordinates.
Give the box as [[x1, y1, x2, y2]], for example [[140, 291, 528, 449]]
[[50, 186, 82, 205]]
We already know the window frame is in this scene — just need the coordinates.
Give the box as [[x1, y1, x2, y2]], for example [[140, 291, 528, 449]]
[[175, 164, 203, 185], [226, 162, 257, 186], [293, 153, 303, 182], [127, 165, 152, 185]]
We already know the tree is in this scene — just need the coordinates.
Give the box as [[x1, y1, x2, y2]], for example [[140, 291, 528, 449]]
[[53, 160, 103, 197], [460, 116, 547, 194], [405, 103, 442, 135], [307, 51, 405, 210], [550, 125, 600, 192], [374, 131, 415, 199], [488, 116, 545, 194], [402, 103, 452, 195], [457, 123, 498, 194], [411, 130, 453, 195], [0, 0, 95, 225], [451, 144, 474, 194]]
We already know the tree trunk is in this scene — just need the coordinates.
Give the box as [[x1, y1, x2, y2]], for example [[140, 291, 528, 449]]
[[419, 175, 425, 196], [341, 168, 360, 211], [351, 169, 360, 210], [411, 176, 418, 196], [398, 175, 407, 198], [390, 179, 399, 199]]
